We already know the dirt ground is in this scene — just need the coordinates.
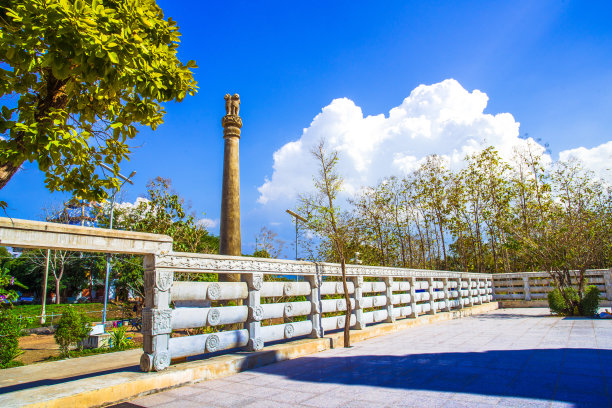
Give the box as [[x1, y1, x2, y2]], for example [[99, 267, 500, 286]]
[[17, 328, 143, 365]]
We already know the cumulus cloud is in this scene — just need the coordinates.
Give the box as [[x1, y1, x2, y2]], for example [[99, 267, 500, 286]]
[[559, 141, 612, 184], [258, 79, 531, 205], [197, 218, 219, 229]]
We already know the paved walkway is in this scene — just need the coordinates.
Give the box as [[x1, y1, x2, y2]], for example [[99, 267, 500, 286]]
[[118, 309, 612, 408]]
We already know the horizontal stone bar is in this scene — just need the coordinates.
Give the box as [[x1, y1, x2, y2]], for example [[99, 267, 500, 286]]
[[171, 306, 247, 329], [362, 282, 386, 293], [392, 305, 413, 318], [152, 251, 491, 279], [414, 292, 430, 302], [320, 281, 355, 295], [363, 309, 388, 324], [321, 298, 356, 313], [0, 217, 172, 254], [169, 329, 249, 359], [321, 314, 357, 331], [391, 293, 411, 304], [172, 281, 248, 302], [260, 320, 313, 342], [361, 295, 387, 308], [260, 281, 311, 298], [391, 281, 411, 291], [261, 301, 311, 319]]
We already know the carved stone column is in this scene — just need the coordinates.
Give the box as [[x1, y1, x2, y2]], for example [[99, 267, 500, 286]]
[[604, 269, 612, 301], [244, 273, 264, 351], [220, 94, 242, 283], [457, 277, 464, 309], [409, 277, 418, 318], [442, 278, 451, 312], [384, 277, 395, 323], [427, 277, 436, 315], [523, 277, 531, 301], [308, 274, 323, 337], [352, 276, 365, 329], [140, 254, 173, 372], [468, 278, 474, 306]]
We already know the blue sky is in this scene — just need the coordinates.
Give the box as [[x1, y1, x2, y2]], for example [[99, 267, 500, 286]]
[[3, 0, 612, 257]]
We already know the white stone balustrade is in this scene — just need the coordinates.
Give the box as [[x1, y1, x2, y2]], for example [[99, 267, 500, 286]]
[[492, 270, 612, 302], [0, 217, 495, 373]]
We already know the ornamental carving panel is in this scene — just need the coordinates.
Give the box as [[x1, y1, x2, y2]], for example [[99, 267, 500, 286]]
[[284, 303, 293, 317], [153, 351, 170, 371], [208, 308, 221, 325], [206, 334, 220, 352], [142, 308, 172, 335], [284, 323, 295, 339], [207, 283, 221, 300], [249, 305, 264, 321], [249, 274, 263, 291]]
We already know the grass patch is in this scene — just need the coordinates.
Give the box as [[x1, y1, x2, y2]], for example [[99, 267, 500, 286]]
[[43, 343, 141, 362]]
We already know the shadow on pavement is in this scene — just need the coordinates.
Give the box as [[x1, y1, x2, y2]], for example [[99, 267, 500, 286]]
[[244, 348, 611, 407]]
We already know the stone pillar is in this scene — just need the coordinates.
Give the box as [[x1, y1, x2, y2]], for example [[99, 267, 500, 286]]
[[523, 276, 531, 301], [427, 277, 436, 315], [409, 277, 418, 318], [384, 277, 395, 323], [468, 278, 474, 306], [220, 93, 242, 283], [307, 274, 323, 337], [603, 269, 612, 301], [351, 276, 366, 329], [244, 273, 264, 351], [140, 254, 173, 372], [457, 278, 464, 309], [442, 278, 451, 312]]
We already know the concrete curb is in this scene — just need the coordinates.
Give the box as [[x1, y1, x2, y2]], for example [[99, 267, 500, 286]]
[[0, 302, 499, 408]]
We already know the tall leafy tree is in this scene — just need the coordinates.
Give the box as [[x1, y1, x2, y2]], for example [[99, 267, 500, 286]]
[[0, 0, 197, 201]]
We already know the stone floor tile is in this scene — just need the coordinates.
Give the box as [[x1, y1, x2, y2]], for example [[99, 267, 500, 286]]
[[131, 393, 176, 407], [267, 389, 319, 404]]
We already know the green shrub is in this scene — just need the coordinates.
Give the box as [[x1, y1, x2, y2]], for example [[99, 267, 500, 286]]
[[0, 309, 24, 368], [54, 306, 92, 357], [548, 285, 600, 317], [110, 326, 134, 350], [579, 285, 600, 317], [548, 287, 578, 315]]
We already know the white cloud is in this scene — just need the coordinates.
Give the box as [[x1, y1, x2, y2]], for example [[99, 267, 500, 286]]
[[558, 141, 612, 183], [258, 79, 530, 205], [197, 218, 219, 229]]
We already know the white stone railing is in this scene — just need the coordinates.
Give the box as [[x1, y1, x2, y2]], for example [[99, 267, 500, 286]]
[[0, 218, 494, 373], [492, 269, 612, 301], [139, 252, 494, 371]]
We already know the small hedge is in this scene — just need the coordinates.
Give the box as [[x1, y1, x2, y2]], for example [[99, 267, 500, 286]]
[[548, 285, 600, 317]]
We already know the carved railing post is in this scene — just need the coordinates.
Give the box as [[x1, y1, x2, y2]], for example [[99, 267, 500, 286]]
[[140, 254, 173, 372], [384, 277, 395, 323], [457, 278, 464, 309], [442, 278, 451, 312], [468, 278, 474, 306], [351, 276, 366, 329], [307, 274, 323, 337], [409, 277, 418, 318], [244, 273, 264, 351], [427, 277, 436, 315], [522, 277, 531, 301], [604, 269, 612, 301]]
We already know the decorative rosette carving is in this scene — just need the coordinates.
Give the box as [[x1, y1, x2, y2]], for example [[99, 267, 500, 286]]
[[249, 274, 263, 291], [337, 315, 345, 328], [336, 282, 344, 294], [284, 303, 293, 317], [336, 299, 345, 311], [153, 351, 170, 371], [207, 283, 221, 300], [249, 305, 264, 321], [140, 353, 153, 372], [249, 337, 264, 351], [206, 334, 220, 352], [156, 270, 173, 291], [284, 323, 295, 339], [208, 308, 221, 325], [283, 282, 293, 296]]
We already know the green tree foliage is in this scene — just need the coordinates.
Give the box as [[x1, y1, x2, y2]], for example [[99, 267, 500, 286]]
[[299, 140, 353, 347], [54, 305, 91, 357], [0, 0, 197, 200], [0, 309, 24, 368], [0, 266, 26, 303]]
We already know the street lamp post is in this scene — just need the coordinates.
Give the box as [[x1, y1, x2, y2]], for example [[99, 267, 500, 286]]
[[286, 209, 306, 261], [100, 164, 136, 330]]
